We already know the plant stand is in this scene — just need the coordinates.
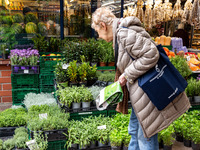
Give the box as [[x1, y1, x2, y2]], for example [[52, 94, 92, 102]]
[[192, 141, 200, 150], [163, 145, 172, 150]]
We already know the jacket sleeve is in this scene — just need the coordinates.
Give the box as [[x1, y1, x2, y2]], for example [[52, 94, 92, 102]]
[[117, 28, 160, 82]]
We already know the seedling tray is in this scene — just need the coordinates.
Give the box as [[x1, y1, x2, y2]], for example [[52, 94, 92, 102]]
[[11, 74, 39, 89], [29, 128, 68, 142], [0, 126, 19, 137]]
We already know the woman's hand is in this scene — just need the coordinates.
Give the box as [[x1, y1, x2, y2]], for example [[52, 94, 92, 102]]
[[118, 74, 127, 87]]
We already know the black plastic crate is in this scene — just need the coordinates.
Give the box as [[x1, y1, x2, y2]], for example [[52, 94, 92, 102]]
[[29, 128, 68, 142], [0, 126, 19, 137], [11, 66, 39, 74]]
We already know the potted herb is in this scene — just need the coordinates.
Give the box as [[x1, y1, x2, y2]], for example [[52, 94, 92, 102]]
[[78, 56, 88, 85], [185, 78, 195, 102], [109, 129, 123, 150], [193, 79, 200, 103], [67, 60, 79, 86], [87, 64, 97, 86], [14, 127, 29, 149], [123, 134, 131, 150], [3, 139, 15, 150], [191, 121, 200, 150], [81, 87, 93, 111], [65, 124, 79, 150], [159, 124, 175, 150], [173, 116, 184, 142], [71, 88, 82, 111]]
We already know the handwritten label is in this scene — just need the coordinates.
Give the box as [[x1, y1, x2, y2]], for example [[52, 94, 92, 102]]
[[39, 113, 48, 120], [24, 70, 29, 74], [97, 125, 106, 130]]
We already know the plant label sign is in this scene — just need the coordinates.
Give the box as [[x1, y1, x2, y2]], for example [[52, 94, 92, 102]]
[[26, 139, 39, 150], [62, 64, 69, 69], [97, 125, 106, 130], [39, 113, 48, 120], [24, 70, 29, 74]]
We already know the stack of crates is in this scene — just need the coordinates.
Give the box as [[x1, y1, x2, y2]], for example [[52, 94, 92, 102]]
[[11, 74, 39, 105], [39, 53, 63, 94]]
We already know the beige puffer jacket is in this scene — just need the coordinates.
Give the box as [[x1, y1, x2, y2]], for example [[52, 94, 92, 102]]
[[113, 16, 191, 138]]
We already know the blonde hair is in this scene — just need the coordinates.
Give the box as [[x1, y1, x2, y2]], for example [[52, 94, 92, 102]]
[[91, 7, 116, 30], [178, 23, 184, 29]]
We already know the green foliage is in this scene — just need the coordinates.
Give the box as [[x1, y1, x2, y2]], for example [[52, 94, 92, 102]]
[[97, 71, 116, 82], [13, 127, 29, 149], [0, 108, 27, 127], [54, 60, 69, 83], [31, 34, 48, 52], [170, 55, 192, 79], [25, 13, 38, 24], [12, 13, 24, 23], [23, 93, 57, 109], [3, 139, 15, 150], [0, 139, 3, 150], [159, 124, 175, 146], [27, 105, 69, 131], [67, 60, 78, 82], [33, 131, 48, 150], [48, 37, 61, 52], [97, 40, 114, 63], [109, 129, 123, 147], [185, 78, 200, 96]]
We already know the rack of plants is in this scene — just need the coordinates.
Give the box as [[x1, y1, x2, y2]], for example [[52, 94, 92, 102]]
[[11, 74, 39, 88], [30, 128, 68, 142], [47, 140, 67, 150], [11, 66, 39, 74], [0, 126, 19, 137]]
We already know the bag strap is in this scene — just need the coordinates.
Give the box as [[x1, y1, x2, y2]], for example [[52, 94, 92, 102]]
[[114, 36, 119, 70]]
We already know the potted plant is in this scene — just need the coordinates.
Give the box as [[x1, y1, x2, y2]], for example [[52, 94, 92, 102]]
[[14, 127, 29, 150], [159, 124, 175, 150], [181, 119, 192, 147], [78, 56, 88, 86], [2, 139, 15, 150], [65, 125, 79, 150], [109, 129, 123, 150], [87, 64, 97, 86], [71, 89, 82, 112], [193, 79, 200, 103], [123, 134, 131, 150], [81, 87, 93, 111], [67, 60, 79, 86], [107, 42, 115, 66], [185, 78, 195, 102], [191, 121, 200, 150]]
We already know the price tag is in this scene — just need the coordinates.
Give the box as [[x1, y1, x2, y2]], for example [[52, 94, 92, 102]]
[[62, 64, 69, 69], [97, 125, 106, 130], [39, 113, 48, 120], [24, 70, 29, 74]]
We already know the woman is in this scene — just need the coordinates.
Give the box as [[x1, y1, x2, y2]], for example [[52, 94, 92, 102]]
[[92, 7, 190, 150]]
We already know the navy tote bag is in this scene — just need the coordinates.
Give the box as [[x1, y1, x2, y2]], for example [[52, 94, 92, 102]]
[[115, 42, 188, 111]]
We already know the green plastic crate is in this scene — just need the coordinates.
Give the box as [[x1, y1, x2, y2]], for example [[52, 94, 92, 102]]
[[107, 110, 119, 117], [11, 74, 39, 89], [39, 74, 55, 86], [69, 110, 107, 121], [47, 140, 67, 150], [97, 66, 115, 71], [39, 56, 64, 74], [40, 85, 55, 93], [12, 88, 39, 105], [162, 45, 172, 50]]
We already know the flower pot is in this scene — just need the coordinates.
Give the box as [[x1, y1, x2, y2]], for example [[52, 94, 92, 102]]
[[70, 143, 78, 149], [13, 66, 19, 73], [194, 96, 200, 103], [175, 133, 183, 142], [108, 62, 115, 66], [183, 138, 191, 147], [79, 144, 87, 149], [98, 141, 107, 147], [72, 102, 81, 112], [159, 140, 164, 149], [82, 102, 91, 111], [163, 145, 172, 150], [99, 62, 107, 66], [111, 146, 121, 150], [192, 141, 200, 150], [123, 146, 128, 150], [21, 66, 29, 70], [90, 141, 97, 148]]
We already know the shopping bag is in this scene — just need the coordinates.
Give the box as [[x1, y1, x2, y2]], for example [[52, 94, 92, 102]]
[[137, 45, 188, 110], [96, 81, 123, 110]]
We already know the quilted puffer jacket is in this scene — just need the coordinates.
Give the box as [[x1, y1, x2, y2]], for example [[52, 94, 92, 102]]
[[113, 16, 190, 138]]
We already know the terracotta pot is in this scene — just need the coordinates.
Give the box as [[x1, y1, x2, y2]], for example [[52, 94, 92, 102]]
[[99, 62, 107, 66], [108, 62, 115, 66]]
